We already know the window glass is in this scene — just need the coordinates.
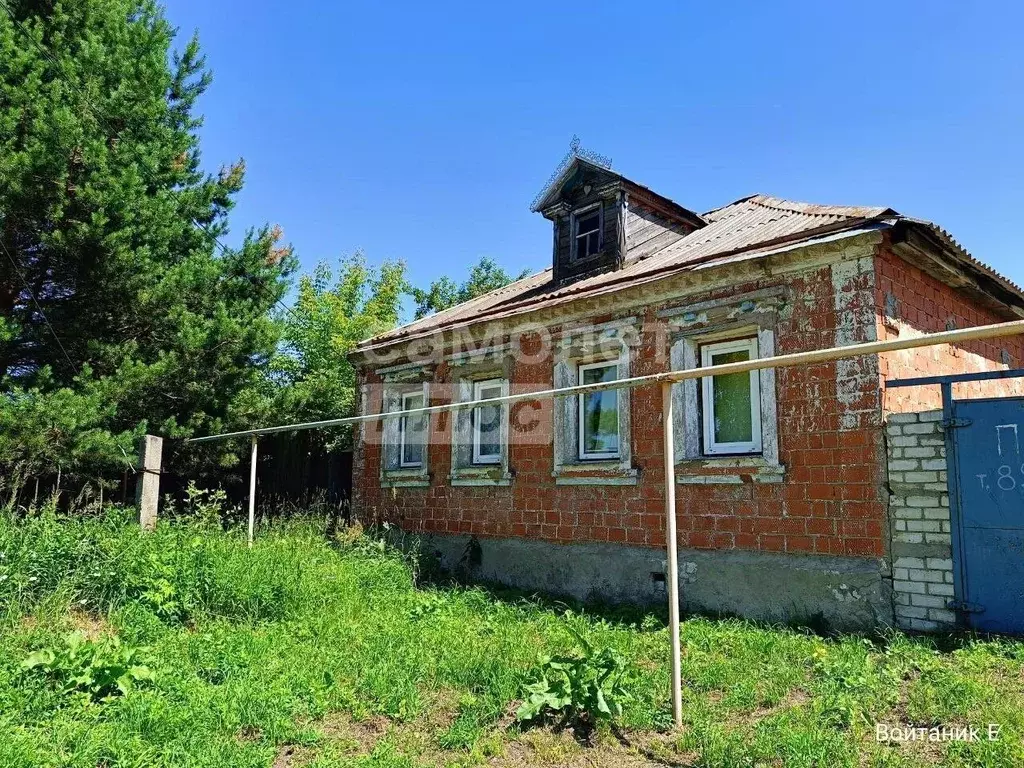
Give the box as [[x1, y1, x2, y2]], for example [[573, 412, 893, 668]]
[[473, 380, 502, 463], [574, 209, 601, 258], [709, 349, 753, 444], [579, 362, 619, 458], [400, 392, 426, 467], [700, 338, 761, 454]]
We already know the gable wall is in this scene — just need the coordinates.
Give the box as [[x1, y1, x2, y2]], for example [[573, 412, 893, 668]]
[[875, 241, 1024, 410], [624, 199, 693, 262]]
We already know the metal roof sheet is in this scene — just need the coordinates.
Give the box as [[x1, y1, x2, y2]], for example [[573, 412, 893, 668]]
[[356, 194, 1020, 351]]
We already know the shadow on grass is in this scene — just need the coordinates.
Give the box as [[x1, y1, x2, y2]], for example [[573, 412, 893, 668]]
[[346, 524, 1020, 655]]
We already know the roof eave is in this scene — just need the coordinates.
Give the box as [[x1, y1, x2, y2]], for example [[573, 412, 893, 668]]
[[891, 219, 1024, 319], [351, 223, 891, 361]]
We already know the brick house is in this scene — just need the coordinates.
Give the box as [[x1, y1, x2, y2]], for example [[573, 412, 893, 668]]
[[349, 155, 1024, 631]]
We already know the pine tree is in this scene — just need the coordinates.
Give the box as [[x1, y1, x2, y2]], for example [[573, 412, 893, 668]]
[[0, 0, 295, 483]]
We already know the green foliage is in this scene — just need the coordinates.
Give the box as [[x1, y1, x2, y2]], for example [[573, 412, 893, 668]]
[[1, 516, 1024, 766], [272, 254, 408, 450], [516, 625, 634, 726], [21, 631, 154, 703], [0, 0, 535, 488], [411, 256, 530, 319], [0, 0, 295, 482], [0, 367, 140, 498]]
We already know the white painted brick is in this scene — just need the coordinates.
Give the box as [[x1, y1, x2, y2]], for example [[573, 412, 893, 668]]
[[894, 557, 925, 569], [926, 558, 953, 570], [889, 436, 917, 447], [922, 508, 950, 520], [905, 423, 938, 434], [927, 582, 954, 597], [905, 447, 939, 459], [925, 533, 952, 545], [895, 507, 922, 520], [893, 519, 907, 531], [904, 471, 939, 483], [908, 568, 945, 583], [889, 413, 920, 424], [893, 567, 910, 580], [890, 460, 920, 471], [896, 531, 924, 544], [907, 495, 941, 507], [907, 520, 941, 533], [928, 608, 956, 624], [918, 411, 944, 422], [893, 579, 927, 594], [896, 605, 929, 619], [909, 618, 941, 631], [911, 593, 948, 608], [922, 459, 947, 471]]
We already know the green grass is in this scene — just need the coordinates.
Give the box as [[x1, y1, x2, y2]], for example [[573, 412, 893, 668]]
[[1, 509, 1023, 767]]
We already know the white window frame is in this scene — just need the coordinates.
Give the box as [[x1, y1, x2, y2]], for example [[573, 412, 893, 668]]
[[471, 378, 503, 465], [700, 337, 762, 456], [571, 204, 602, 262], [577, 360, 621, 461], [399, 390, 426, 468]]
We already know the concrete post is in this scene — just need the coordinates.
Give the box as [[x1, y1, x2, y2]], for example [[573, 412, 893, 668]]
[[247, 435, 257, 547], [136, 435, 163, 531]]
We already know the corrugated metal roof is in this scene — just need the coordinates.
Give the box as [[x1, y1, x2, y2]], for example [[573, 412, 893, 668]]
[[356, 193, 1020, 351], [907, 218, 1024, 296]]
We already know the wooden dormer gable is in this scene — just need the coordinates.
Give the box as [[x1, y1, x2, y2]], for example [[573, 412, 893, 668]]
[[531, 155, 705, 285]]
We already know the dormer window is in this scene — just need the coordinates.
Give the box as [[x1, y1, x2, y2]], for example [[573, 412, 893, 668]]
[[572, 205, 602, 261]]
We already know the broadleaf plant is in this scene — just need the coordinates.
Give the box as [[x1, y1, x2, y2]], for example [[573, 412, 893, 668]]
[[21, 631, 155, 703], [515, 625, 633, 727]]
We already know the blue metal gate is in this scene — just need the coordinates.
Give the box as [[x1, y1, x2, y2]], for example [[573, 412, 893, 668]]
[[950, 396, 1024, 633], [891, 369, 1024, 634]]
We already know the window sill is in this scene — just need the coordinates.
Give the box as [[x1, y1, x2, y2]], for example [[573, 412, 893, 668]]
[[553, 463, 638, 486], [381, 469, 430, 488], [675, 457, 785, 485], [449, 467, 513, 487]]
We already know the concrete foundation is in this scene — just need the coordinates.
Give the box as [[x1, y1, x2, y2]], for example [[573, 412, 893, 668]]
[[415, 532, 894, 632]]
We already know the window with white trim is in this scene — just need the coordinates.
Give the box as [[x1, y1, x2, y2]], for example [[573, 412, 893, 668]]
[[572, 205, 602, 261], [578, 361, 620, 460], [471, 378, 503, 465], [700, 337, 762, 455], [399, 390, 427, 467]]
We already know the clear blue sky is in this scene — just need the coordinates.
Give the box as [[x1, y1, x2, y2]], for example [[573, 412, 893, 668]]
[[166, 0, 1024, 311]]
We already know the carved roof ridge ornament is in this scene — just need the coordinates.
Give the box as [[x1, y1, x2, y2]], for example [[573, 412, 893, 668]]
[[530, 135, 614, 212]]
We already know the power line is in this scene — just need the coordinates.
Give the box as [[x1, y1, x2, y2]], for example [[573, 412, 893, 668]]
[[0, 235, 76, 372], [0, 0, 300, 323]]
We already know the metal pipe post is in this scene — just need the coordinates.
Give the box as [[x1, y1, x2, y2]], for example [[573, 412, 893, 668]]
[[661, 382, 683, 727]]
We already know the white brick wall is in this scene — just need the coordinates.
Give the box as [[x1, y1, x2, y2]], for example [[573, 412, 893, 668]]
[[886, 411, 956, 632]]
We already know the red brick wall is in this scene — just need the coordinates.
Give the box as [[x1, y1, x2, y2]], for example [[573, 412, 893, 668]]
[[353, 257, 891, 559], [875, 241, 1024, 412]]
